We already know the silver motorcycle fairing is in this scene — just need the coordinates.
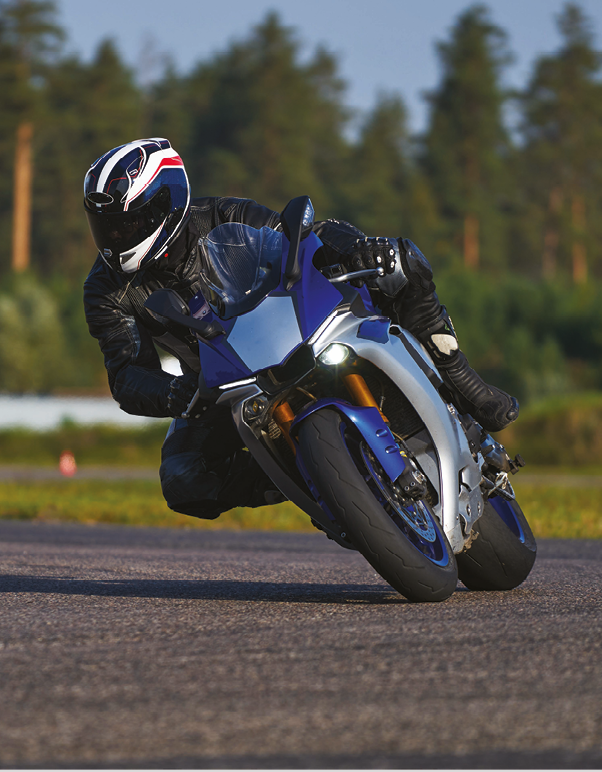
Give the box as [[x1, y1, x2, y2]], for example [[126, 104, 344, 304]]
[[215, 383, 356, 550], [309, 312, 484, 554]]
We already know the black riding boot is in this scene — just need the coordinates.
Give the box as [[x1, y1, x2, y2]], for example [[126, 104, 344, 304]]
[[392, 284, 519, 433]]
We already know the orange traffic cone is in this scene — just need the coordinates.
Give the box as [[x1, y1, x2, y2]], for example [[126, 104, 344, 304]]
[[59, 450, 77, 477]]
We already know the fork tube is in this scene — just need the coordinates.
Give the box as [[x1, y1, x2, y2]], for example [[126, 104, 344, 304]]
[[343, 373, 388, 422], [273, 402, 296, 453]]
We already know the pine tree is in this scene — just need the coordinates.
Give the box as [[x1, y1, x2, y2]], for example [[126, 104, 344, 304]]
[[346, 93, 441, 257], [346, 93, 410, 237], [176, 12, 349, 215], [421, 4, 513, 271], [144, 60, 192, 157], [33, 39, 143, 276], [0, 0, 62, 274], [519, 3, 602, 282]]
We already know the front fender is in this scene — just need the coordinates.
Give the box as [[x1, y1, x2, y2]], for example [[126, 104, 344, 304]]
[[290, 398, 407, 483]]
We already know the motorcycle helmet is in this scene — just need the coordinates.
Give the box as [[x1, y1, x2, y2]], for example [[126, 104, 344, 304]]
[[83, 138, 191, 273]]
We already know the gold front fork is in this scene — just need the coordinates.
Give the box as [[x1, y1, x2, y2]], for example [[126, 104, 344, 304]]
[[272, 373, 387, 452], [342, 373, 388, 422], [273, 401, 296, 453]]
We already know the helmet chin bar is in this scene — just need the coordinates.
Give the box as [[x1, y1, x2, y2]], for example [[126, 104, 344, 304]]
[[118, 222, 164, 273]]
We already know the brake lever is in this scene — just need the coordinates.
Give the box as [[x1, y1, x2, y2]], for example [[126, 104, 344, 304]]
[[182, 389, 201, 419], [181, 371, 219, 418], [326, 267, 385, 284]]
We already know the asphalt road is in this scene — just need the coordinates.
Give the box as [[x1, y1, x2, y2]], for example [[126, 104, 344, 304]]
[[1, 521, 601, 769]]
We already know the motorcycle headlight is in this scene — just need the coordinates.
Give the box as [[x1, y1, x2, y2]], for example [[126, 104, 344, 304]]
[[318, 343, 350, 366]]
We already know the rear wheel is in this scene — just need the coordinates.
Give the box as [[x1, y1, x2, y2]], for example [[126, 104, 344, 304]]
[[298, 409, 458, 602], [456, 496, 536, 590]]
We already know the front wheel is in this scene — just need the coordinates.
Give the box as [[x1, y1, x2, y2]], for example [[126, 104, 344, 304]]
[[298, 409, 458, 602], [456, 496, 536, 590]]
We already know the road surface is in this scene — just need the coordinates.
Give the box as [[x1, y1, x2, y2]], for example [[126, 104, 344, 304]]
[[1, 520, 601, 768]]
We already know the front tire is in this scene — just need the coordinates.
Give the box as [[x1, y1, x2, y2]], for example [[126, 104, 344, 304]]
[[457, 496, 536, 591], [298, 409, 458, 602]]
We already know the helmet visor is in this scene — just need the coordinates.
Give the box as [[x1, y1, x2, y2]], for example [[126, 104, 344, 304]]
[[85, 186, 172, 262]]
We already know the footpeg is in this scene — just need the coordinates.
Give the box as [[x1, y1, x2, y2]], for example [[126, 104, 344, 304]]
[[509, 454, 526, 475]]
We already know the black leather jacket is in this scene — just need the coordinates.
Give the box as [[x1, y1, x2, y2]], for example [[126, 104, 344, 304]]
[[84, 196, 365, 417]]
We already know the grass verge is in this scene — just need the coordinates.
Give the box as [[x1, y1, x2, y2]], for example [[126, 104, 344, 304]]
[[0, 478, 600, 539], [0, 479, 313, 532], [510, 481, 602, 540]]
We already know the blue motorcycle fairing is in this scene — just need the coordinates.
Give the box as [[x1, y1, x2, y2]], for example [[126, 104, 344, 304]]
[[358, 318, 389, 344], [196, 340, 251, 386], [290, 398, 407, 483], [358, 284, 377, 315], [185, 301, 253, 387], [279, 232, 344, 340]]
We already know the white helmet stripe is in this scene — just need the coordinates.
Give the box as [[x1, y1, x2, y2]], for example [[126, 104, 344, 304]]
[[95, 139, 155, 193]]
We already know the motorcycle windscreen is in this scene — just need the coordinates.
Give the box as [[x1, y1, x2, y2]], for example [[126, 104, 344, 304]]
[[198, 223, 283, 320]]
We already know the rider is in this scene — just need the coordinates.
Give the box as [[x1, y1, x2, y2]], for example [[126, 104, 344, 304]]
[[84, 138, 518, 520]]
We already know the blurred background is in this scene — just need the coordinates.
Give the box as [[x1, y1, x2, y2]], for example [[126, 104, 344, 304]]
[[2, 0, 602, 521]]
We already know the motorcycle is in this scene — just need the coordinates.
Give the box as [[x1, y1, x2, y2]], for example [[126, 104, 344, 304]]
[[145, 196, 536, 602]]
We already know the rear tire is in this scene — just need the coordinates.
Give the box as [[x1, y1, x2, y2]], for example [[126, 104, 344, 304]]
[[298, 409, 458, 602], [457, 496, 536, 591]]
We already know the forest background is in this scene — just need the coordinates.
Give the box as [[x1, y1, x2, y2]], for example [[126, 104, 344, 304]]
[[1, 0, 602, 410]]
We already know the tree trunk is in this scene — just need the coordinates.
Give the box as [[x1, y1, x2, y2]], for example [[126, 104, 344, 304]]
[[12, 121, 34, 273], [463, 213, 479, 269], [571, 194, 587, 284], [542, 186, 562, 280]]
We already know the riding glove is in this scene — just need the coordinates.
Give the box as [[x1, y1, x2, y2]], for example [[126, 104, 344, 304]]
[[344, 237, 397, 287]]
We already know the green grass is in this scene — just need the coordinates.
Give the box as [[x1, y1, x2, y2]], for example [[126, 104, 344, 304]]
[[0, 479, 314, 532], [510, 480, 602, 540], [498, 391, 602, 468], [0, 478, 600, 540], [0, 423, 167, 467]]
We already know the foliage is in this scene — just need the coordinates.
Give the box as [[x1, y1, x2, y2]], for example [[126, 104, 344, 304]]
[[33, 40, 143, 275], [165, 12, 349, 216], [0, 274, 71, 391], [345, 93, 411, 237], [501, 391, 602, 467]]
